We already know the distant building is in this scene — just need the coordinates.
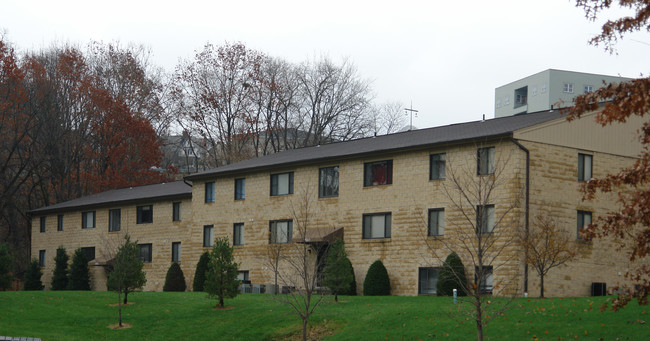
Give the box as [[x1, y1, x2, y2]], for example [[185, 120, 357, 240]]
[[494, 69, 632, 117]]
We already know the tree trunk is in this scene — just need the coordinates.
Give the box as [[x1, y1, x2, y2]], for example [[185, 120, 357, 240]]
[[302, 318, 308, 341], [118, 290, 122, 327], [475, 297, 484, 341], [219, 296, 224, 307], [334, 293, 338, 302], [123, 290, 128, 304], [540, 275, 545, 298]]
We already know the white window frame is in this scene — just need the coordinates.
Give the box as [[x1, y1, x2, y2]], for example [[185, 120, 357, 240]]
[[428, 208, 444, 236], [362, 212, 392, 239]]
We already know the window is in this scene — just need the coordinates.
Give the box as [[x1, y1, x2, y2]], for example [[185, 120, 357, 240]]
[[514, 86, 527, 108], [584, 85, 593, 94], [362, 212, 392, 239], [39, 217, 46, 233], [39, 250, 46, 267], [270, 172, 294, 196], [364, 160, 393, 187], [578, 153, 593, 182], [109, 209, 121, 232], [428, 209, 444, 236], [496, 99, 501, 109], [476, 266, 493, 294], [577, 210, 592, 239], [233, 223, 244, 246], [57, 215, 64, 231], [81, 247, 95, 261], [205, 182, 215, 203], [430, 153, 446, 180], [234, 178, 245, 200], [203, 225, 214, 247], [504, 96, 510, 105], [563, 82, 574, 93], [138, 244, 152, 263], [172, 202, 181, 222], [477, 205, 495, 233], [82, 211, 96, 229], [172, 242, 181, 262], [238, 270, 250, 284], [477, 147, 495, 175], [418, 267, 439, 295], [269, 220, 293, 243], [319, 166, 339, 198], [532, 87, 538, 96], [136, 205, 153, 224], [541, 83, 547, 94]]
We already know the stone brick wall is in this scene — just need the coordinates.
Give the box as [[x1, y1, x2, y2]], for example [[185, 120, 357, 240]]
[[31, 198, 193, 291], [31, 136, 638, 297], [191, 139, 528, 296], [523, 140, 637, 297]]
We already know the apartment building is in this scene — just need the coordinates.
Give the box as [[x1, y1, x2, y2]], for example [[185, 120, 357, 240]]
[[31, 109, 642, 296]]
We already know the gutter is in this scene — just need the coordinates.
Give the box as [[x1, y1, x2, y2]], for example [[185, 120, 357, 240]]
[[511, 138, 530, 294]]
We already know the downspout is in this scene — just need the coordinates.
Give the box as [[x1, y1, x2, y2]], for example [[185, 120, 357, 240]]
[[511, 138, 529, 294], [183, 178, 193, 187]]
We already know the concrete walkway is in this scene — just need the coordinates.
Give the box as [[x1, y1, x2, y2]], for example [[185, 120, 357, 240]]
[[0, 337, 42, 341]]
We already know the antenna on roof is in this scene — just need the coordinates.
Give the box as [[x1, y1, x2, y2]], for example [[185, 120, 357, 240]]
[[482, 114, 485, 122], [404, 101, 419, 131]]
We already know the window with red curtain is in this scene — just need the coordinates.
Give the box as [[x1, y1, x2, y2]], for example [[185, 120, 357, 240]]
[[364, 160, 393, 186]]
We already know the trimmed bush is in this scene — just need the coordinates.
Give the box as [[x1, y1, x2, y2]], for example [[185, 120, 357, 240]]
[[51, 247, 69, 290], [437, 252, 468, 296], [24, 259, 43, 291], [363, 260, 390, 296], [192, 251, 210, 292], [68, 248, 91, 290], [163, 262, 187, 292]]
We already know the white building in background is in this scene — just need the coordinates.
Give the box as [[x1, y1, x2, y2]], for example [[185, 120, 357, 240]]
[[494, 69, 633, 117]]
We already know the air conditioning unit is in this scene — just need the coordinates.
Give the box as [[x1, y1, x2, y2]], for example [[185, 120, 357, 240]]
[[240, 284, 252, 294]]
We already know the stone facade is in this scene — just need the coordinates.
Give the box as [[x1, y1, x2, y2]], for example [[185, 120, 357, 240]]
[[31, 198, 192, 291], [30, 112, 640, 297]]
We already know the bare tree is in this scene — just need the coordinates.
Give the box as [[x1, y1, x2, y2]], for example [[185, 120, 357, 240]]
[[370, 101, 407, 135], [518, 215, 578, 298], [174, 42, 266, 166], [422, 143, 523, 341], [271, 187, 330, 341], [294, 56, 373, 146]]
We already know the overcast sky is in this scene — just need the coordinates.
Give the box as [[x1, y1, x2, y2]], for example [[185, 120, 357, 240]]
[[2, 0, 648, 129]]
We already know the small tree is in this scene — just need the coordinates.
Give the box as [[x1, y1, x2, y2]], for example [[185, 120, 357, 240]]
[[51, 247, 69, 290], [24, 259, 43, 290], [0, 243, 13, 290], [68, 248, 91, 290], [107, 234, 146, 327], [193, 251, 210, 292], [163, 262, 187, 292], [437, 252, 468, 296], [363, 260, 390, 296], [519, 215, 578, 298], [345, 258, 357, 296], [322, 238, 354, 302], [205, 237, 239, 308]]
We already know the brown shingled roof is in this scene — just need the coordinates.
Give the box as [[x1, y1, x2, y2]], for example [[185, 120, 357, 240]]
[[186, 110, 563, 180], [30, 180, 192, 215]]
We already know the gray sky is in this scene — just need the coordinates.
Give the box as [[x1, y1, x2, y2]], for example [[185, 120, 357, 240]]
[[2, 0, 648, 129]]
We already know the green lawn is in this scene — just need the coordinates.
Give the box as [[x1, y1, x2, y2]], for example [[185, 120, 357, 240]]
[[0, 291, 647, 340]]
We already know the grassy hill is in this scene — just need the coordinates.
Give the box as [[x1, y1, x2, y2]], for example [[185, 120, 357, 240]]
[[0, 291, 647, 340]]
